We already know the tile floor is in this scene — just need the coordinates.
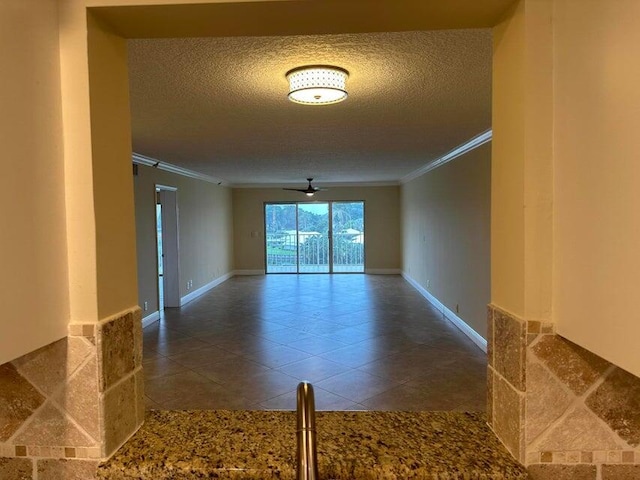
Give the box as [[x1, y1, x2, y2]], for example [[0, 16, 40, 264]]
[[143, 274, 487, 411]]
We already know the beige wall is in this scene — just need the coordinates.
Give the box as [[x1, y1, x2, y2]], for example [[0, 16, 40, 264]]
[[553, 0, 640, 377], [491, 0, 553, 322], [401, 144, 491, 338], [88, 13, 139, 319], [0, 0, 70, 365], [233, 187, 400, 272], [135, 166, 234, 313], [58, 5, 140, 323], [491, 1, 526, 317]]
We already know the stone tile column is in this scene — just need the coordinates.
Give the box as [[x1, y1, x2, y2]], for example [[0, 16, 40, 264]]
[[488, 305, 640, 480], [0, 308, 143, 479]]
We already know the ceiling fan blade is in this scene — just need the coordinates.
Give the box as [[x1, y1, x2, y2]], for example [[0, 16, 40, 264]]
[[283, 179, 328, 194]]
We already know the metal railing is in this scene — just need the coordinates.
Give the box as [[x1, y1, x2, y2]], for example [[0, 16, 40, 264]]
[[296, 381, 318, 480], [266, 232, 364, 272]]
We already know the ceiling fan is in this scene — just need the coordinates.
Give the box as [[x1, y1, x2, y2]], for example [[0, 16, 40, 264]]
[[283, 178, 328, 197]]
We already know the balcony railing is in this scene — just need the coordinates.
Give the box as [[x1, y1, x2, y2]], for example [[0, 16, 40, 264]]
[[266, 232, 364, 273]]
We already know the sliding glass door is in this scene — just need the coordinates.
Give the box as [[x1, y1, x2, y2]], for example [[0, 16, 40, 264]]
[[298, 203, 330, 273], [332, 202, 365, 273], [265, 201, 364, 274], [265, 203, 297, 273]]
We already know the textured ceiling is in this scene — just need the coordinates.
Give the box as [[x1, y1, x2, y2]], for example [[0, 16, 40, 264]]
[[128, 29, 491, 186]]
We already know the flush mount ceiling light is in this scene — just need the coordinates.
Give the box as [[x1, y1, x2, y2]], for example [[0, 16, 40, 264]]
[[286, 65, 349, 105]]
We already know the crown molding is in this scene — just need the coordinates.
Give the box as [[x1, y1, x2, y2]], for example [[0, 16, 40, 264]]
[[133, 129, 491, 188], [401, 129, 492, 184], [132, 153, 228, 186], [232, 181, 399, 189]]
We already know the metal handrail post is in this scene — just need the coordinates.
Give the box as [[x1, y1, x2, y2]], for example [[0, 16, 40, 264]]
[[296, 381, 318, 480]]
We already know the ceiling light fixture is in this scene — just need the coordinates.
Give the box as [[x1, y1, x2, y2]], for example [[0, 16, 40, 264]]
[[286, 65, 349, 105]]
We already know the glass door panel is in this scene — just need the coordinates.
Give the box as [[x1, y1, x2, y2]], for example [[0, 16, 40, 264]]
[[298, 203, 330, 273], [265, 201, 364, 273], [332, 202, 365, 273], [265, 203, 298, 273]]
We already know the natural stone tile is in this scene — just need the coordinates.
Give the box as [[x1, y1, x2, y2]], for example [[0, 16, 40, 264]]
[[526, 450, 540, 464], [134, 369, 145, 426], [493, 308, 526, 390], [540, 323, 554, 334], [0, 457, 32, 480], [0, 363, 45, 441], [622, 451, 635, 463], [531, 335, 610, 396], [68, 324, 83, 336], [133, 310, 143, 368], [581, 451, 593, 463], [50, 446, 65, 458], [526, 360, 572, 443], [566, 451, 580, 463], [27, 445, 41, 456], [608, 450, 622, 463], [540, 451, 552, 463], [487, 366, 494, 425], [87, 447, 101, 459], [103, 375, 137, 455], [99, 312, 136, 391], [601, 464, 640, 479], [528, 321, 541, 334], [12, 337, 93, 396], [586, 367, 640, 447], [527, 464, 596, 480], [37, 459, 99, 480], [493, 373, 524, 461], [53, 356, 100, 442], [594, 450, 607, 463], [487, 306, 494, 366], [14, 402, 94, 447], [537, 406, 621, 451], [553, 452, 566, 463]]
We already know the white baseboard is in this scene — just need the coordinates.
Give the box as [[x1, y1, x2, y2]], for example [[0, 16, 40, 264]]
[[180, 272, 234, 306], [365, 268, 402, 275], [401, 272, 487, 353], [141, 311, 160, 328], [233, 269, 265, 276]]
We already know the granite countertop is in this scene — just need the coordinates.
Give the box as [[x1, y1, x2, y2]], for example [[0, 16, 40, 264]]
[[98, 410, 527, 479]]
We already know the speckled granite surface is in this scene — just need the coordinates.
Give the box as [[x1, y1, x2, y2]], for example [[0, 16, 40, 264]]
[[98, 410, 527, 479]]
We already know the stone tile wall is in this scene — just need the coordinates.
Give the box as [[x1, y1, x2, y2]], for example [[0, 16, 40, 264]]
[[0, 308, 143, 479], [488, 305, 640, 480]]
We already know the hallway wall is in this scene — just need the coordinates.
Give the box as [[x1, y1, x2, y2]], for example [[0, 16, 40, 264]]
[[401, 143, 491, 339], [134, 165, 234, 316], [232, 186, 401, 273], [0, 0, 69, 365]]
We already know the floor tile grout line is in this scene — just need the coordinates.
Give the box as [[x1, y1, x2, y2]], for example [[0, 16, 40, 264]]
[[141, 274, 487, 412]]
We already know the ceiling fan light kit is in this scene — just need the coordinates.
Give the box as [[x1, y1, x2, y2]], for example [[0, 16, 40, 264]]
[[286, 65, 349, 105]]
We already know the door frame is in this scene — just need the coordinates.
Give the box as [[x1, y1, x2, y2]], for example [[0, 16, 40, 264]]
[[155, 185, 180, 307]]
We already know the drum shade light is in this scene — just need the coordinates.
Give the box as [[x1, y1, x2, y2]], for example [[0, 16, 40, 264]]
[[286, 66, 349, 105]]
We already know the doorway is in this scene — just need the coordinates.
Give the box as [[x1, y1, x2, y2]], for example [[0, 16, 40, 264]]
[[155, 186, 180, 308], [264, 201, 364, 273]]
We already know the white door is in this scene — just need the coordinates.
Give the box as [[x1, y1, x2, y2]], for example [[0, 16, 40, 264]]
[[157, 188, 180, 307]]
